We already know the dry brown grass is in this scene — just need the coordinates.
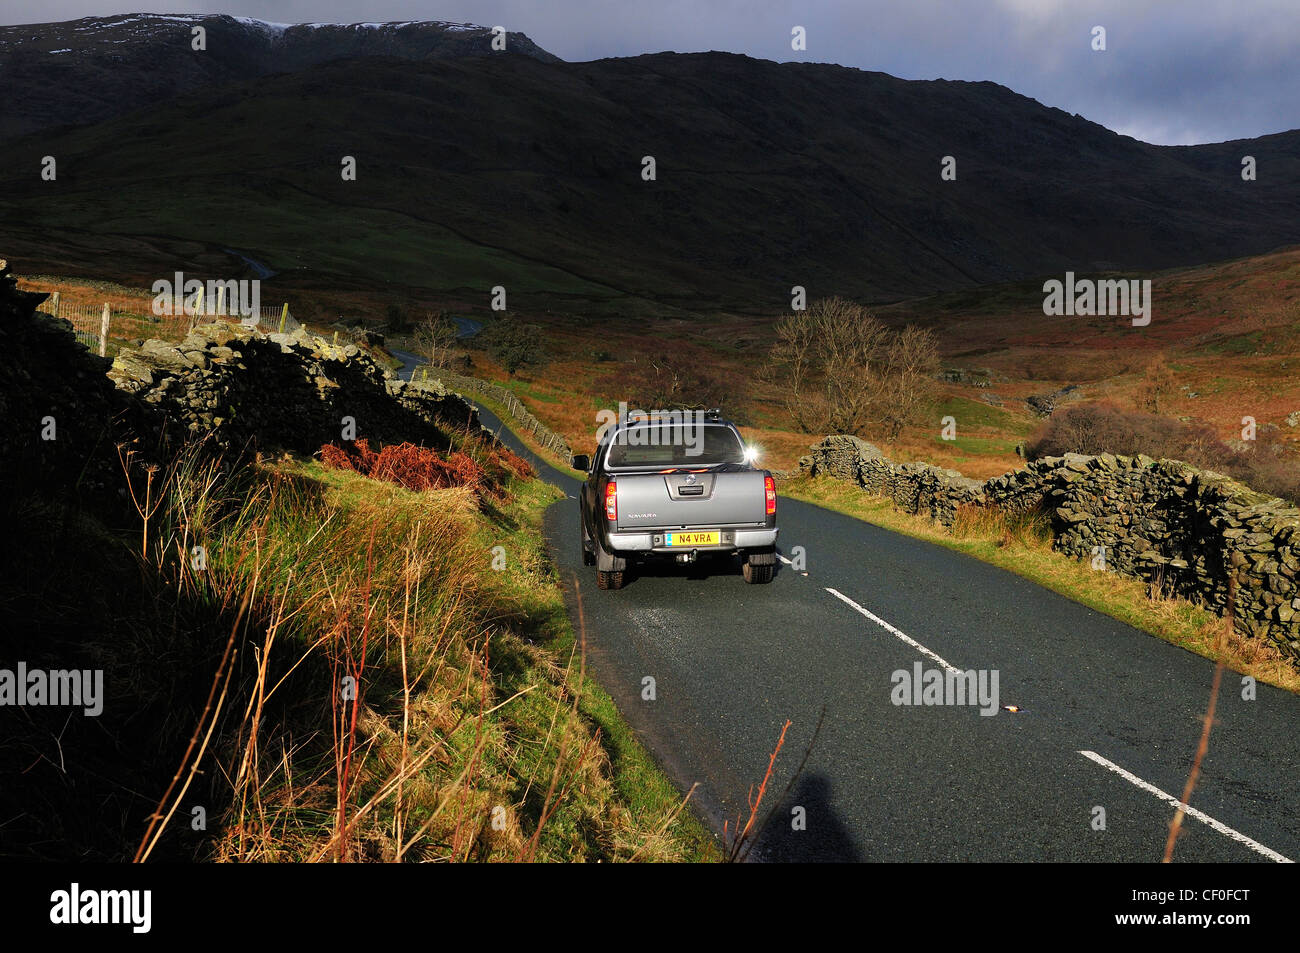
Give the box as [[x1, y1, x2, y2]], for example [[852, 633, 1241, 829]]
[[113, 438, 701, 862]]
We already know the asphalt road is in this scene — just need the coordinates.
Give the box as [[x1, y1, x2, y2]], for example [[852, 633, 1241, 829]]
[[446, 380, 1300, 862]]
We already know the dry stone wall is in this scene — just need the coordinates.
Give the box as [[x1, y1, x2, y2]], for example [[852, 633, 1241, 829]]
[[799, 434, 1300, 662], [798, 434, 984, 526], [109, 323, 483, 456], [1, 257, 491, 507]]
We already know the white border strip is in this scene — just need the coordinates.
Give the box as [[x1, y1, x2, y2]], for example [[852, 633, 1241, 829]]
[[825, 587, 961, 675], [1079, 750, 1293, 863]]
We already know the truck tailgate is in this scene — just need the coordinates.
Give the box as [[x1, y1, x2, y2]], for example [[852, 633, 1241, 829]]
[[613, 470, 769, 530]]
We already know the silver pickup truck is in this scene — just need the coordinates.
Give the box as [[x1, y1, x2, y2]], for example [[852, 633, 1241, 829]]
[[572, 411, 779, 590]]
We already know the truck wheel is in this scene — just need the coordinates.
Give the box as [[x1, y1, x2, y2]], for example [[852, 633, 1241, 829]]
[[743, 560, 774, 584], [597, 569, 625, 590]]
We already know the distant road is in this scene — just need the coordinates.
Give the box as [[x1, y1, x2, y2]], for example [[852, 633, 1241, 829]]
[[450, 389, 1300, 862], [390, 321, 481, 375], [452, 316, 482, 338], [221, 247, 277, 280]]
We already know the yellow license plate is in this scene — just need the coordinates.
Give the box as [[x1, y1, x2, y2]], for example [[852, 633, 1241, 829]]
[[664, 531, 719, 546]]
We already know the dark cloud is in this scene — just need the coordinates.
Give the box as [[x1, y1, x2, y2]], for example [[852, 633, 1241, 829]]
[[1, 0, 1294, 144]]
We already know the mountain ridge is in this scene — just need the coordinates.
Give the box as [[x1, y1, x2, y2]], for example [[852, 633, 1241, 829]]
[[1, 27, 1297, 311], [0, 12, 561, 140]]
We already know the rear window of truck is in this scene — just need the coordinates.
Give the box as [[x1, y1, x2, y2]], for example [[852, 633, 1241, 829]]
[[605, 422, 746, 469]]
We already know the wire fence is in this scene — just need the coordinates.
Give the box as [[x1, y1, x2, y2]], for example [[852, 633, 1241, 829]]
[[56, 301, 115, 354], [43, 291, 300, 357], [412, 366, 574, 465]]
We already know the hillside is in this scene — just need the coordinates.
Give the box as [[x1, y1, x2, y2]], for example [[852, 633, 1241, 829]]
[[0, 14, 559, 141], [379, 245, 1300, 489], [1, 45, 1297, 313]]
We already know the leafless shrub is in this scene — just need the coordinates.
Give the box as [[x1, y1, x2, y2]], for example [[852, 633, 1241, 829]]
[[1137, 353, 1179, 414], [414, 310, 460, 369], [769, 296, 939, 438]]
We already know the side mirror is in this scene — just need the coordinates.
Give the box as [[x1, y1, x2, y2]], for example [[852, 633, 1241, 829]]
[[571, 454, 591, 472]]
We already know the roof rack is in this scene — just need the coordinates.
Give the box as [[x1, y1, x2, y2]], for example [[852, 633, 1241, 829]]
[[622, 408, 723, 422]]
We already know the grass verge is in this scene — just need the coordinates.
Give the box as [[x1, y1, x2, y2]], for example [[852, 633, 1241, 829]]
[[198, 451, 717, 861]]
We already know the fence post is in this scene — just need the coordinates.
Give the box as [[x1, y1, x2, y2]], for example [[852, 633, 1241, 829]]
[[279, 303, 288, 333], [99, 303, 110, 357], [215, 285, 225, 317], [50, 292, 60, 319]]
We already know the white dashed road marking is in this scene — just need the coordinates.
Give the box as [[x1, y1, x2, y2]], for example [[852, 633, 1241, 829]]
[[1079, 750, 1293, 863], [824, 586, 961, 675], [825, 585, 1292, 861]]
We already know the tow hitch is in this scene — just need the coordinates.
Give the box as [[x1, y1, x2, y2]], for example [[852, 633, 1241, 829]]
[[675, 550, 699, 564]]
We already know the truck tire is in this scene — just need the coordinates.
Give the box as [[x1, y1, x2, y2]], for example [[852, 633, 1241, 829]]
[[592, 525, 626, 587], [743, 559, 774, 584], [597, 569, 626, 590]]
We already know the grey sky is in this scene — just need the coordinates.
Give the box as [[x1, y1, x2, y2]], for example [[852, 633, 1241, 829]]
[[1, 0, 1295, 145]]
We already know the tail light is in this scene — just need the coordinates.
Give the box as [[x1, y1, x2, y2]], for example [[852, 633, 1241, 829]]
[[605, 481, 617, 521], [764, 475, 777, 516]]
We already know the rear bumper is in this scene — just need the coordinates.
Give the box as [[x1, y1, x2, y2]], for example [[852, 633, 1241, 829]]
[[606, 527, 779, 553]]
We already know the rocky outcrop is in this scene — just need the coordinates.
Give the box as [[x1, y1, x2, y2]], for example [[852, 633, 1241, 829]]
[[799, 434, 1300, 662], [109, 323, 480, 456], [1025, 384, 1080, 417]]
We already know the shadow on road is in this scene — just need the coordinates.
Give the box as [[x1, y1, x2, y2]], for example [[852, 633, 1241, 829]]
[[751, 773, 862, 862], [616, 554, 782, 585]]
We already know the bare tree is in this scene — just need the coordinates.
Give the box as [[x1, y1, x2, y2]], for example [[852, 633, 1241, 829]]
[[1138, 352, 1179, 415], [414, 310, 459, 370], [878, 324, 941, 440], [771, 308, 819, 429], [771, 297, 891, 434], [818, 300, 890, 434], [770, 297, 937, 439]]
